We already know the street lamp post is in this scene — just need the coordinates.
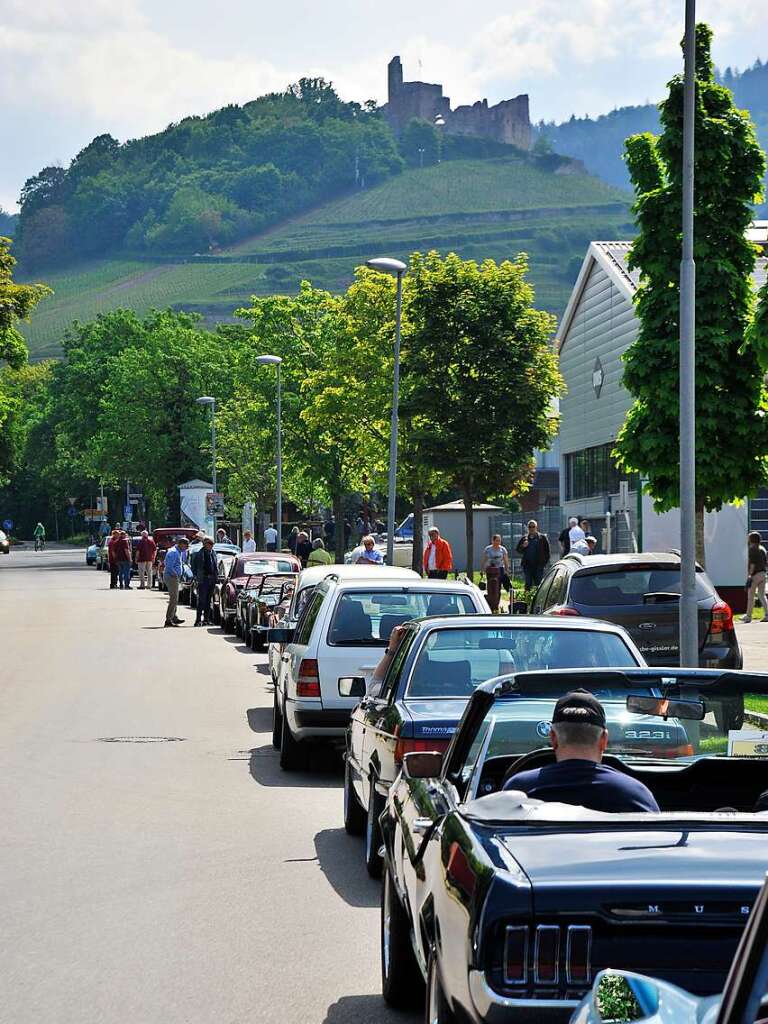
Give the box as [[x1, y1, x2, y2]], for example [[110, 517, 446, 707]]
[[256, 356, 283, 547], [679, 0, 697, 666], [196, 397, 217, 526], [365, 257, 407, 566]]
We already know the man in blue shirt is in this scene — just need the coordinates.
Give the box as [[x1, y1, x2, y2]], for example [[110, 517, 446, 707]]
[[503, 690, 659, 813], [163, 537, 190, 627]]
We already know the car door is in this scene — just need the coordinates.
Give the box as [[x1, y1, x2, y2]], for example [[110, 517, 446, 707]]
[[531, 569, 556, 613], [358, 628, 418, 809]]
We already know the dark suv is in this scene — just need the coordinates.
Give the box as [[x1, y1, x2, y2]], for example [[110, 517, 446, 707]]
[[531, 551, 742, 671]]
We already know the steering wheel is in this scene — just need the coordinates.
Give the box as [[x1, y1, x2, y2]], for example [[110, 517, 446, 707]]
[[501, 747, 554, 788]]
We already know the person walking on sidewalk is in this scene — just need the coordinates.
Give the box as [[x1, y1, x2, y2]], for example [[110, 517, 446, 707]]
[[307, 537, 332, 566], [481, 534, 509, 613], [423, 527, 453, 579], [516, 520, 551, 590], [242, 530, 256, 553], [743, 531, 768, 622], [136, 530, 157, 589], [192, 536, 217, 626], [163, 537, 190, 627], [263, 524, 278, 552], [114, 530, 132, 589]]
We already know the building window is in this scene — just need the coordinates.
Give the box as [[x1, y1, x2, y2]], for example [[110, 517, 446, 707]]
[[565, 443, 635, 501]]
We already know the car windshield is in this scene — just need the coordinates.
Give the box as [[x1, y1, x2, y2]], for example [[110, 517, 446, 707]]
[[241, 559, 295, 575], [570, 567, 712, 607], [464, 687, 761, 773], [329, 590, 476, 645], [407, 627, 638, 698]]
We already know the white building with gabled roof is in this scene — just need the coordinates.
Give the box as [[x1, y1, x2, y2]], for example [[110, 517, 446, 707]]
[[554, 227, 767, 602]]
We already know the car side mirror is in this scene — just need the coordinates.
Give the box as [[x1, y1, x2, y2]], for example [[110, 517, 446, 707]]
[[265, 627, 295, 645], [626, 694, 705, 721], [338, 676, 366, 698], [402, 751, 444, 779], [592, 971, 660, 1021]]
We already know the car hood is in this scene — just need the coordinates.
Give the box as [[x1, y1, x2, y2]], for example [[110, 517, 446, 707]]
[[494, 822, 768, 893]]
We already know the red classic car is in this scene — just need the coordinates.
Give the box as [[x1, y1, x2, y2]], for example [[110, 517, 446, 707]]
[[218, 552, 301, 632], [152, 527, 200, 591]]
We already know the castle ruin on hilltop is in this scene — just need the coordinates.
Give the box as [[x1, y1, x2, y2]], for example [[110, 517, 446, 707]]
[[382, 56, 532, 151]]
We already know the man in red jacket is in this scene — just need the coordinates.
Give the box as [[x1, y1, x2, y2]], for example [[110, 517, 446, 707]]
[[113, 530, 133, 590], [107, 528, 120, 590], [136, 530, 157, 589], [423, 527, 453, 579]]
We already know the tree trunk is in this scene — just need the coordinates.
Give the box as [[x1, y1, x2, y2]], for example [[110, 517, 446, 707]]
[[463, 485, 474, 578], [411, 491, 424, 575], [696, 501, 706, 567], [334, 492, 345, 564]]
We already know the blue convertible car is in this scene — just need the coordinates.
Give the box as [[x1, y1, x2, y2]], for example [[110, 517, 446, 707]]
[[379, 667, 768, 1023]]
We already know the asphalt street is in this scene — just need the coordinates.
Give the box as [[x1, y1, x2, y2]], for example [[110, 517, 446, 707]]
[[1, 546, 420, 1024]]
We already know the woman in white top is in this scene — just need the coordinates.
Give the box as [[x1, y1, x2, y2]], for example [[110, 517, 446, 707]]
[[480, 534, 509, 613], [242, 530, 257, 553]]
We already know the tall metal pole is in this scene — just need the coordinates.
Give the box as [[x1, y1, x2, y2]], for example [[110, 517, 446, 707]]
[[276, 363, 282, 549], [679, 0, 698, 667], [386, 270, 403, 567], [210, 400, 217, 494]]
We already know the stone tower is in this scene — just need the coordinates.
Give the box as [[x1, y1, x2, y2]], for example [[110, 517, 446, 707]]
[[388, 56, 404, 105]]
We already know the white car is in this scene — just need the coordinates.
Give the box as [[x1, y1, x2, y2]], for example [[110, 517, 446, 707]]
[[267, 564, 419, 690], [269, 574, 489, 770]]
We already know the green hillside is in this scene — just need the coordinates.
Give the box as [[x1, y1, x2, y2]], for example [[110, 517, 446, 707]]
[[20, 157, 631, 359]]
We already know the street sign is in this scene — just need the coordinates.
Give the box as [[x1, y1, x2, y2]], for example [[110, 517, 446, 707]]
[[206, 492, 225, 516], [2, 519, 12, 531], [67, 507, 78, 517], [83, 509, 107, 521], [123, 504, 133, 519], [128, 493, 142, 502], [96, 496, 108, 513]]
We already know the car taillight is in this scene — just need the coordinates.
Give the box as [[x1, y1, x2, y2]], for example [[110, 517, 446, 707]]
[[297, 659, 320, 697], [711, 600, 733, 639], [503, 924, 592, 988], [394, 736, 450, 764], [549, 606, 580, 616], [504, 926, 529, 985]]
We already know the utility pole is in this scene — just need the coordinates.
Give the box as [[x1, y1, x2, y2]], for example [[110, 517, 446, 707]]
[[679, 0, 698, 667]]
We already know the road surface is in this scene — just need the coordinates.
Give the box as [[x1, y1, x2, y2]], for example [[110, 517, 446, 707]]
[[1, 546, 420, 1023]]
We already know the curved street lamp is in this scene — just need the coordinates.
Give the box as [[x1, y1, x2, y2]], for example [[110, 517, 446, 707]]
[[365, 257, 407, 566]]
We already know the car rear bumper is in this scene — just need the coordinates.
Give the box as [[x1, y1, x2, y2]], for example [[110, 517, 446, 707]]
[[286, 699, 351, 741], [468, 971, 578, 1022]]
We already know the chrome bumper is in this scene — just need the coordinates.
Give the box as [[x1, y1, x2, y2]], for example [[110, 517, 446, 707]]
[[469, 971, 578, 1022]]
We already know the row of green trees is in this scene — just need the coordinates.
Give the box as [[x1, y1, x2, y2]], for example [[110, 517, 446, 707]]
[[0, 241, 562, 573]]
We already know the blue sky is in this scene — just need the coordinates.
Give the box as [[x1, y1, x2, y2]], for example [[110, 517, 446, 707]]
[[1, 0, 766, 211]]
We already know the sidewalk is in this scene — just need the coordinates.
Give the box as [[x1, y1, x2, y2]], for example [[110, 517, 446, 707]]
[[735, 619, 768, 671]]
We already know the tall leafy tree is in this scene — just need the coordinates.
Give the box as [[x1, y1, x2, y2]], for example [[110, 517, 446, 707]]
[[614, 24, 767, 560], [402, 251, 563, 575], [0, 237, 50, 368]]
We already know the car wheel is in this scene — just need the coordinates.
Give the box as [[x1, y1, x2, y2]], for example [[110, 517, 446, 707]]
[[223, 610, 235, 634], [272, 690, 282, 750], [190, 589, 197, 609], [425, 950, 457, 1024], [251, 629, 265, 653], [279, 706, 306, 771], [365, 785, 385, 878], [234, 616, 242, 637], [212, 601, 221, 626], [381, 866, 423, 1008], [343, 758, 366, 836]]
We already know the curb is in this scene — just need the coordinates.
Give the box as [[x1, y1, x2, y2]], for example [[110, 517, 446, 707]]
[[744, 710, 768, 729]]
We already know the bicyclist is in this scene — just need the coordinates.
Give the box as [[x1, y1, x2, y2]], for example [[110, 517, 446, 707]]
[[33, 522, 46, 551]]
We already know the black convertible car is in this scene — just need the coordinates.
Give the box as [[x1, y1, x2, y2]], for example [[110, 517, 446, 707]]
[[379, 667, 768, 1023]]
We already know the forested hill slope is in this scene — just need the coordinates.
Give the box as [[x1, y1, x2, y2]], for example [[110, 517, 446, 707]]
[[18, 157, 631, 359], [539, 59, 768, 206], [13, 79, 403, 270]]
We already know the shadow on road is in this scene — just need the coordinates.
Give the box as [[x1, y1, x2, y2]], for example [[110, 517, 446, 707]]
[[322, 993, 419, 1022], [245, 743, 342, 789], [314, 828, 380, 909], [254, 663, 271, 676], [246, 707, 273, 732]]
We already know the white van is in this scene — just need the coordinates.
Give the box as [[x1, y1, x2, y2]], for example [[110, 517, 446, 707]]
[[269, 574, 489, 769]]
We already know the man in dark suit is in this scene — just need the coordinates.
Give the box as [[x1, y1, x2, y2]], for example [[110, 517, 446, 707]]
[[192, 536, 217, 627]]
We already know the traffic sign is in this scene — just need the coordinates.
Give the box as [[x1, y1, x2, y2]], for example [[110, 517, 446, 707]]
[[2, 519, 12, 531], [67, 507, 78, 517], [128, 493, 143, 501], [83, 510, 107, 521]]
